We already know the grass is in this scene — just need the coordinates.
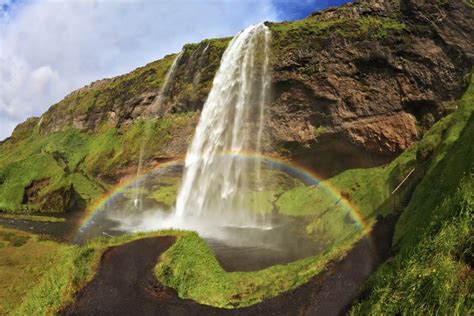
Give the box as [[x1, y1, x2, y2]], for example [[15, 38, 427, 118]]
[[350, 178, 473, 315], [0, 213, 65, 223], [149, 183, 179, 207], [155, 231, 361, 308], [0, 227, 71, 315], [269, 11, 406, 59], [273, 142, 416, 244], [7, 90, 473, 312], [15, 229, 188, 315], [0, 113, 196, 214], [0, 128, 105, 213], [349, 72, 474, 314]]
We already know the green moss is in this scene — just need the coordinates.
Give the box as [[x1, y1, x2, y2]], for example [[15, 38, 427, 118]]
[[275, 158, 395, 243], [0, 112, 196, 213], [40, 54, 178, 129], [358, 16, 406, 39], [351, 178, 473, 315], [0, 129, 105, 213], [313, 125, 328, 138], [149, 183, 179, 207], [155, 231, 360, 308], [394, 81, 474, 250], [349, 72, 474, 314], [269, 13, 406, 58], [183, 37, 231, 51]]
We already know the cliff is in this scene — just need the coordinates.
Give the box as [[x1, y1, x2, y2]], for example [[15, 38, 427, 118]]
[[0, 0, 472, 213]]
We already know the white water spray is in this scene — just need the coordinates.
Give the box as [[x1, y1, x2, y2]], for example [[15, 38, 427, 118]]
[[175, 23, 271, 228]]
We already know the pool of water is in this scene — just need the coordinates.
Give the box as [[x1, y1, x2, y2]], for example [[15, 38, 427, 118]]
[[0, 161, 330, 271], [0, 209, 325, 271]]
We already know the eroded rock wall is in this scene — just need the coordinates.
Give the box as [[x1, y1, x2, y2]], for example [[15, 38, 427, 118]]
[[1, 0, 473, 212]]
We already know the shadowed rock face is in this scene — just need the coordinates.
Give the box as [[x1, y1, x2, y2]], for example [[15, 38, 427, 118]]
[[3, 1, 473, 185], [263, 0, 474, 177]]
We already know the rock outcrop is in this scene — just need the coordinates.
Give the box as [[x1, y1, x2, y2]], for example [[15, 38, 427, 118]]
[[265, 0, 473, 176], [28, 0, 472, 177], [0, 0, 472, 212]]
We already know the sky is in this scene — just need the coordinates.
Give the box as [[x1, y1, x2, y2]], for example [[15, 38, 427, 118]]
[[0, 0, 350, 141]]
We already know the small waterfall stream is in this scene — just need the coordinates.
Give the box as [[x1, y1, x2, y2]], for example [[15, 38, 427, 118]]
[[132, 52, 183, 210], [175, 23, 271, 228]]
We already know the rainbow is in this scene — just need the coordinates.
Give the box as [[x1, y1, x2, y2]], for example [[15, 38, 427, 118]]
[[76, 159, 181, 232], [76, 152, 374, 241]]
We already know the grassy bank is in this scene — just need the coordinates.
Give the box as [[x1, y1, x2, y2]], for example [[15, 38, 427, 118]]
[[0, 213, 65, 223], [155, 231, 360, 308], [12, 229, 186, 315], [155, 74, 474, 309], [349, 73, 474, 314], [272, 131, 418, 245], [0, 227, 72, 315]]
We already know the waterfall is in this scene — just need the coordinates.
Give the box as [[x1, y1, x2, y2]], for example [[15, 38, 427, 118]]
[[175, 23, 271, 228], [132, 52, 183, 210], [150, 51, 183, 115]]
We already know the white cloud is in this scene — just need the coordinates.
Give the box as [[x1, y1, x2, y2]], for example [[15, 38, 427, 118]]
[[0, 0, 278, 140]]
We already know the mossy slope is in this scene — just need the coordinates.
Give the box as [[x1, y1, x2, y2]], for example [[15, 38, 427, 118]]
[[153, 74, 474, 310], [0, 113, 195, 213], [350, 73, 474, 315]]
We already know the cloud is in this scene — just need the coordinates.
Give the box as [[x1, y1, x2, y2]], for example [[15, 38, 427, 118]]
[[0, 0, 278, 140]]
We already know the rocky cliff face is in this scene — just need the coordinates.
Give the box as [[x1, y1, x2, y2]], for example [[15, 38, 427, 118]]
[[265, 0, 473, 176], [0, 0, 472, 212]]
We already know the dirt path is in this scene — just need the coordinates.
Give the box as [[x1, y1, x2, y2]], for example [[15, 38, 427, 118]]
[[61, 215, 396, 316]]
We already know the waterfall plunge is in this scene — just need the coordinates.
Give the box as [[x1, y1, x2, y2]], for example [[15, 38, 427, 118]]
[[175, 23, 271, 228]]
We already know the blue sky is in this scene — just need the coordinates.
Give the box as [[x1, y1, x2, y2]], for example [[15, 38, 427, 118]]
[[272, 0, 352, 20], [0, 0, 351, 141]]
